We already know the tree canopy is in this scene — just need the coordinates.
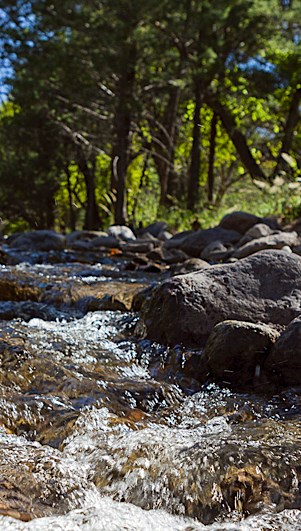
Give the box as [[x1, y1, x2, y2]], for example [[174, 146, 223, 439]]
[[0, 0, 300, 231]]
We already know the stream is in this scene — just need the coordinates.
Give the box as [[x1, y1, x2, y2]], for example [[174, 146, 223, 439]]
[[1, 250, 301, 530]]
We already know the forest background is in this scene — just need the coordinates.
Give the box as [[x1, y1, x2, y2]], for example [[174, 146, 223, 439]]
[[0, 0, 300, 234]]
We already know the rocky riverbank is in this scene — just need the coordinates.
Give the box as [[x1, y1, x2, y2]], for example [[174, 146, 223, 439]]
[[1, 212, 301, 528]]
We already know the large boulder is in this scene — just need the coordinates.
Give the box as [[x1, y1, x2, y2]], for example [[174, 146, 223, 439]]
[[7, 230, 65, 251], [219, 212, 279, 234], [204, 320, 279, 389], [165, 227, 240, 257], [267, 317, 301, 386], [219, 211, 261, 234], [141, 250, 301, 346], [233, 231, 299, 259]]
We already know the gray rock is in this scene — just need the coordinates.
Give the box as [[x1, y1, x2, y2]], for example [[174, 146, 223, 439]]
[[267, 317, 301, 386], [137, 232, 159, 242], [147, 247, 189, 264], [7, 230, 66, 251], [141, 250, 301, 346], [107, 225, 136, 241], [139, 221, 168, 237], [162, 249, 189, 265], [89, 235, 120, 248], [120, 241, 155, 254], [233, 232, 299, 259], [282, 245, 293, 254], [238, 223, 273, 246], [292, 244, 301, 256], [205, 320, 279, 389], [219, 211, 261, 234], [158, 230, 173, 241], [201, 240, 230, 262], [66, 230, 107, 248], [165, 227, 240, 257], [171, 258, 210, 276]]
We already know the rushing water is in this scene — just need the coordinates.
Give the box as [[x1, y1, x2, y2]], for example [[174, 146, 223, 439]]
[[1, 253, 301, 529]]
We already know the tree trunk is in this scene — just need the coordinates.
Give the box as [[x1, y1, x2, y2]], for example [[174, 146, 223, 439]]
[[206, 95, 267, 180], [273, 86, 301, 176], [207, 112, 217, 203], [44, 193, 55, 230], [65, 165, 76, 231], [152, 86, 181, 205], [111, 44, 136, 225], [187, 80, 202, 210], [78, 155, 100, 230]]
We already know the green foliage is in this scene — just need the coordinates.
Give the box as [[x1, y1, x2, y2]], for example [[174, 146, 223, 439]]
[[0, 0, 300, 230]]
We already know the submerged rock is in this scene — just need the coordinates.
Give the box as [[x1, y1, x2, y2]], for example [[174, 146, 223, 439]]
[[141, 250, 301, 346]]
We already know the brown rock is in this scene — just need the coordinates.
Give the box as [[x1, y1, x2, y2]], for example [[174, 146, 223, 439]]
[[205, 320, 279, 389], [142, 250, 301, 346]]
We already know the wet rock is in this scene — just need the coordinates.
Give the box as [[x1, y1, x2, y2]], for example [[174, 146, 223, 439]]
[[132, 285, 156, 312], [84, 294, 128, 312], [182, 350, 210, 385], [0, 432, 92, 520], [108, 225, 136, 241], [165, 227, 240, 257], [71, 281, 146, 312], [219, 211, 262, 234], [0, 301, 71, 321], [204, 320, 279, 390], [0, 270, 43, 302], [233, 232, 299, 259], [141, 250, 301, 346], [171, 258, 210, 276], [220, 464, 295, 515], [267, 317, 301, 386], [7, 231, 66, 252]]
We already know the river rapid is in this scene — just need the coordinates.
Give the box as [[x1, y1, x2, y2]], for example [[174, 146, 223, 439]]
[[1, 250, 301, 530]]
